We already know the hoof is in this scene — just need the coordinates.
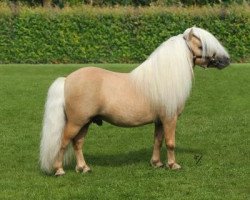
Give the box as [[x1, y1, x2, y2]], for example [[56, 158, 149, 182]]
[[168, 163, 181, 170], [75, 165, 92, 173], [55, 168, 65, 176], [150, 160, 164, 168]]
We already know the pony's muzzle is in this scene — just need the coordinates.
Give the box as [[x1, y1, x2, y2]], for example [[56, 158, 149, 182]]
[[209, 56, 230, 69]]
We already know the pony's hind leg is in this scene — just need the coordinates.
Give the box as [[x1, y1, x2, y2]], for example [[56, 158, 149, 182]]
[[73, 124, 91, 173], [150, 123, 164, 168], [54, 122, 81, 176]]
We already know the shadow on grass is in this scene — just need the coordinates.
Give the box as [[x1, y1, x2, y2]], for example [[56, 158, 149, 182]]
[[85, 147, 203, 167], [39, 146, 204, 175]]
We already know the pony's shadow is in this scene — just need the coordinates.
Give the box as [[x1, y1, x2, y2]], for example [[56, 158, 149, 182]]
[[85, 147, 203, 167]]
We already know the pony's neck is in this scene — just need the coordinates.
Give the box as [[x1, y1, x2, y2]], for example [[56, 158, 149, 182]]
[[130, 35, 193, 117]]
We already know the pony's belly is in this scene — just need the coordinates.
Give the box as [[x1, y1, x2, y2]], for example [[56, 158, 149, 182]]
[[100, 103, 155, 127], [101, 113, 154, 127]]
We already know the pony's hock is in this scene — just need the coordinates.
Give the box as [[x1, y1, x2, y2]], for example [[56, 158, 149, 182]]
[[40, 27, 230, 176]]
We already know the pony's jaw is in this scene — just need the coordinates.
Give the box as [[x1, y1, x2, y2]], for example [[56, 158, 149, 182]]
[[195, 55, 230, 69]]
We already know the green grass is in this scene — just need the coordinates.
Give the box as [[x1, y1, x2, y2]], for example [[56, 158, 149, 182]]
[[0, 64, 249, 200]]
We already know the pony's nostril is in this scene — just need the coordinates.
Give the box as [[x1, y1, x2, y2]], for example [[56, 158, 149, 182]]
[[222, 56, 230, 65]]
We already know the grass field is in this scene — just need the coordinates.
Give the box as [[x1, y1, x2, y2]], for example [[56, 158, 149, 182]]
[[0, 64, 249, 200]]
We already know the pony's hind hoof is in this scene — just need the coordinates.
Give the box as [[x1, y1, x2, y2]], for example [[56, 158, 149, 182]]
[[150, 160, 164, 168], [55, 168, 65, 176], [76, 165, 92, 174], [168, 163, 181, 170]]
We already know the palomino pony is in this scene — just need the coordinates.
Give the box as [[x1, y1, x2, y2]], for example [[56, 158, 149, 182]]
[[40, 27, 230, 176]]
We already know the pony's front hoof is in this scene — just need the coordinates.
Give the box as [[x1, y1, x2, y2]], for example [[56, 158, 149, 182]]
[[150, 159, 164, 168], [168, 163, 181, 170], [55, 168, 66, 176], [75, 165, 92, 173]]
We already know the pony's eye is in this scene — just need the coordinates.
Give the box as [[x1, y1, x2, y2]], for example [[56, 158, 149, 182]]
[[199, 46, 203, 50]]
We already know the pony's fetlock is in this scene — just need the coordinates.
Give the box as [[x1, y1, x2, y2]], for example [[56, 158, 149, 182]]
[[75, 165, 91, 173], [55, 168, 66, 176], [150, 159, 164, 168], [167, 163, 181, 170]]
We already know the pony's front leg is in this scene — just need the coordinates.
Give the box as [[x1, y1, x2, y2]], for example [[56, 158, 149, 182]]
[[162, 115, 181, 170], [73, 124, 91, 173], [150, 123, 164, 168]]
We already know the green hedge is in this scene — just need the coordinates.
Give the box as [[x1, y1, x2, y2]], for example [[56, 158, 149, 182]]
[[8, 0, 248, 7], [0, 5, 249, 63]]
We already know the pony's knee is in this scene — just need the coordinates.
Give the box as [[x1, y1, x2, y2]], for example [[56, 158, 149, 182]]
[[167, 141, 175, 150]]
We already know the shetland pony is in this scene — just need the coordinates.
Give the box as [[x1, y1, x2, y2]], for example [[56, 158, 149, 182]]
[[40, 27, 230, 176]]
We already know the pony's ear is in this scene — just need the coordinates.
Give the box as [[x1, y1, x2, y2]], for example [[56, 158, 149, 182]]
[[188, 28, 194, 41], [184, 28, 194, 41]]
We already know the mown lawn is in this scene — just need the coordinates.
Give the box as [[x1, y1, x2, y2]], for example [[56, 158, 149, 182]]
[[0, 64, 249, 200]]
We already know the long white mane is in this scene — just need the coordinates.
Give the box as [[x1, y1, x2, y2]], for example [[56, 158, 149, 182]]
[[130, 27, 228, 118], [130, 34, 193, 117]]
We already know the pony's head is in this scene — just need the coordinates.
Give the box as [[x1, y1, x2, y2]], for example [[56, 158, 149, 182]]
[[183, 27, 230, 69]]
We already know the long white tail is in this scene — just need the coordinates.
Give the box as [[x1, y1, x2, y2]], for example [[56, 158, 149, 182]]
[[40, 77, 67, 174]]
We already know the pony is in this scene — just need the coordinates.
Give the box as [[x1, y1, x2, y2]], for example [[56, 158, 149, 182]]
[[40, 27, 230, 176]]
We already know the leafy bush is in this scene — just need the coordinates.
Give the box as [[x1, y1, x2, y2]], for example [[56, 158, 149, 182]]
[[6, 0, 248, 7], [0, 4, 249, 63]]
